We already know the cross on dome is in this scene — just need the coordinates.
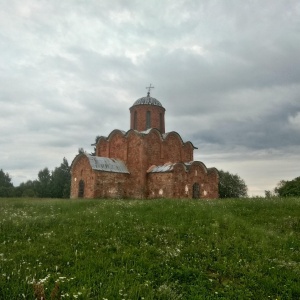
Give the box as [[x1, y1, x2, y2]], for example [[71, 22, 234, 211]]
[[146, 84, 154, 96]]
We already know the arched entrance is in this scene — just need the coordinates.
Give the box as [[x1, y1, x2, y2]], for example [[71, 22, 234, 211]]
[[192, 183, 200, 199], [78, 180, 85, 198]]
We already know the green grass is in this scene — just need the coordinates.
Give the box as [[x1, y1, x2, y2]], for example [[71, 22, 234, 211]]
[[0, 197, 299, 299]]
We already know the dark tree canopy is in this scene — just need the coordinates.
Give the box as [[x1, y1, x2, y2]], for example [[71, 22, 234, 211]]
[[14, 180, 38, 198], [51, 157, 71, 198], [36, 168, 52, 198], [218, 170, 248, 198], [0, 169, 13, 188], [275, 177, 300, 197], [78, 147, 85, 154], [0, 169, 14, 197], [91, 135, 101, 156], [0, 158, 71, 198]]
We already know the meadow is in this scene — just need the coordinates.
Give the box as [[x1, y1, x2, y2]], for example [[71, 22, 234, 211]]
[[0, 197, 299, 299]]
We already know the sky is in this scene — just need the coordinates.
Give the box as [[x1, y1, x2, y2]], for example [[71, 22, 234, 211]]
[[0, 0, 299, 196]]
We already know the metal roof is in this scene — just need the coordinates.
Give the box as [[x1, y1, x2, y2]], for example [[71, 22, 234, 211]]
[[132, 96, 163, 107], [87, 155, 129, 174], [148, 162, 203, 173], [148, 163, 176, 173]]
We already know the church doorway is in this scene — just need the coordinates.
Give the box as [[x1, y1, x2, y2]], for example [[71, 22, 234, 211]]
[[78, 180, 85, 198], [192, 183, 200, 199]]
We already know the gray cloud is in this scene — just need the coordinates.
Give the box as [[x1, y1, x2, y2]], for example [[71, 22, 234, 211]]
[[1, 0, 299, 194]]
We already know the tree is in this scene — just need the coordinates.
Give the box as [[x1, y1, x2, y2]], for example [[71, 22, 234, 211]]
[[275, 177, 300, 197], [14, 180, 38, 197], [218, 170, 248, 198], [264, 190, 275, 198], [0, 169, 13, 188], [0, 169, 14, 197], [78, 147, 85, 154], [90, 135, 100, 156], [51, 158, 71, 198], [36, 168, 52, 198]]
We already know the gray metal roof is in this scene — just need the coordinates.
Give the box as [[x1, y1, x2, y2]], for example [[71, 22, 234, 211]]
[[148, 162, 205, 173], [132, 96, 163, 107], [184, 162, 193, 170], [87, 155, 129, 174], [148, 164, 176, 173]]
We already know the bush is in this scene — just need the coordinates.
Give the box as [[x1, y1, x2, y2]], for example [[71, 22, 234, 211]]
[[275, 177, 300, 197], [218, 170, 248, 198]]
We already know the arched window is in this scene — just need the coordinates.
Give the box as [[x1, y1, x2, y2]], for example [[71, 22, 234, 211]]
[[134, 111, 137, 130], [146, 111, 151, 129], [78, 180, 85, 198], [160, 113, 163, 131], [192, 183, 200, 199]]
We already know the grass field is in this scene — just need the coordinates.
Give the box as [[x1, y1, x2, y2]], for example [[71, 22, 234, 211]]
[[0, 197, 299, 299]]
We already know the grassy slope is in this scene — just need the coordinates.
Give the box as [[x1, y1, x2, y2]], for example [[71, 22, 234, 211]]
[[0, 198, 299, 299]]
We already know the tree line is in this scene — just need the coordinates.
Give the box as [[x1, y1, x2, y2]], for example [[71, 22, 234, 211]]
[[0, 158, 71, 198], [265, 177, 300, 197]]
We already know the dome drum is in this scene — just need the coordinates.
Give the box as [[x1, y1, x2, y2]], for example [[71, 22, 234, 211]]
[[130, 94, 166, 133]]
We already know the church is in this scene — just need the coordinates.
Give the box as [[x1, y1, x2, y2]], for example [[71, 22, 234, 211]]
[[70, 87, 219, 199]]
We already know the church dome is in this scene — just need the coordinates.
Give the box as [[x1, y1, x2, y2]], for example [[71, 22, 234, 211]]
[[132, 95, 163, 107]]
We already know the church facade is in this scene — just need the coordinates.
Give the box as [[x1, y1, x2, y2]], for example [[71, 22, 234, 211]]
[[70, 90, 219, 199]]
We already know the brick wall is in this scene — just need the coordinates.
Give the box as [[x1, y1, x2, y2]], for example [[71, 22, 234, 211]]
[[70, 155, 96, 198], [147, 172, 174, 198], [73, 128, 218, 199], [146, 162, 219, 199], [94, 172, 129, 198], [130, 105, 165, 133]]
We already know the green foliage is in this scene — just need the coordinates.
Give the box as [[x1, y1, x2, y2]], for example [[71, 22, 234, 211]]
[[275, 177, 300, 197], [36, 168, 52, 198], [0, 158, 71, 198], [78, 147, 85, 154], [91, 135, 101, 156], [0, 169, 14, 197], [0, 169, 13, 188], [51, 158, 71, 198], [218, 170, 248, 198], [0, 186, 14, 197], [34, 158, 71, 198], [14, 180, 38, 197], [0, 198, 299, 299]]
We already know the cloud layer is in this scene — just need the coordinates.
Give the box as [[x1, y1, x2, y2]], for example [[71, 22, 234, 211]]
[[1, 0, 300, 195]]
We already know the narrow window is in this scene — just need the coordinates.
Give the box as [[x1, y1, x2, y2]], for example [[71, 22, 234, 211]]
[[146, 111, 151, 129], [192, 183, 200, 199], [160, 113, 163, 131], [78, 180, 85, 198], [134, 111, 137, 130]]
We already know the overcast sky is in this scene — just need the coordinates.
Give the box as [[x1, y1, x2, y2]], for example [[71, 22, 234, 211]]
[[1, 0, 299, 196]]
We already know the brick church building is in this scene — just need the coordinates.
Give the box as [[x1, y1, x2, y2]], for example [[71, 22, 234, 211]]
[[70, 88, 219, 199]]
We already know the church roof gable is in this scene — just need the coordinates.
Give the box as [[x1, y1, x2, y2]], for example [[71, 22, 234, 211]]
[[95, 128, 197, 149]]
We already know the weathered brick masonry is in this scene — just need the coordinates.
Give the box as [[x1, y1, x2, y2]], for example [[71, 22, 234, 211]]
[[70, 91, 219, 199]]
